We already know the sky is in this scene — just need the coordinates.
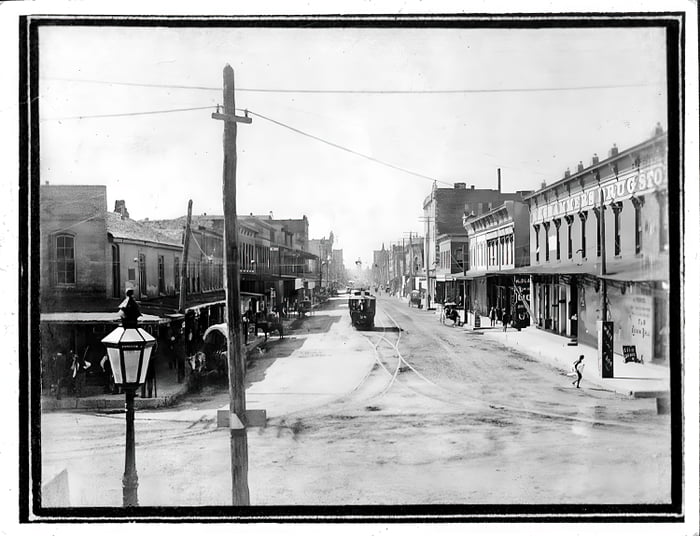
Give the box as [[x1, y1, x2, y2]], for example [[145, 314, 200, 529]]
[[38, 24, 668, 268]]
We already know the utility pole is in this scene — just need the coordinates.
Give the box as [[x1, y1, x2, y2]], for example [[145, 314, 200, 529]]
[[178, 200, 193, 313], [212, 64, 253, 506], [597, 174, 613, 378]]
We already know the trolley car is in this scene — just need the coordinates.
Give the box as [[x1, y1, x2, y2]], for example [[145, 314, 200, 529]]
[[348, 289, 376, 329]]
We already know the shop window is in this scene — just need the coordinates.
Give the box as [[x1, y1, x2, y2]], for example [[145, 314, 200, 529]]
[[54, 234, 76, 285]]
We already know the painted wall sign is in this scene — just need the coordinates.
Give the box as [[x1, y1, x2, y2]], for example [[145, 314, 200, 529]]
[[628, 294, 654, 363], [531, 162, 666, 224]]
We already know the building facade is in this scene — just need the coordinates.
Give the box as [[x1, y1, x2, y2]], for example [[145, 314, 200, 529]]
[[462, 199, 531, 322], [423, 177, 531, 308], [525, 129, 669, 365]]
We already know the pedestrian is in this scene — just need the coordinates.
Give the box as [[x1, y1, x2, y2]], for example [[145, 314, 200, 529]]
[[571, 355, 585, 388], [502, 311, 510, 332], [141, 352, 157, 398], [70, 350, 90, 398], [489, 306, 496, 327], [100, 354, 119, 394], [54, 352, 67, 400]]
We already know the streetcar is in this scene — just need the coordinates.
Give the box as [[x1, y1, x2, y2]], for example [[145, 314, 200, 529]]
[[348, 289, 376, 329]]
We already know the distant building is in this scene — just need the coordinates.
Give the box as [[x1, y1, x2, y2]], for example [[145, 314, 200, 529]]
[[423, 176, 532, 306], [372, 244, 390, 289], [462, 199, 531, 324], [40, 184, 111, 313], [308, 232, 334, 293], [330, 249, 345, 289]]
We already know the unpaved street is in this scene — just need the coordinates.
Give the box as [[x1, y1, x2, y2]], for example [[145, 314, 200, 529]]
[[41, 296, 671, 506]]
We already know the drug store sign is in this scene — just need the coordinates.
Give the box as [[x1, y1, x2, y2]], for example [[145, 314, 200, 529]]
[[531, 163, 665, 224]]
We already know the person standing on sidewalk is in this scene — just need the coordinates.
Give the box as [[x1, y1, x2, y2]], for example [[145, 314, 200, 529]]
[[489, 306, 496, 327], [572, 355, 585, 388], [502, 311, 511, 332]]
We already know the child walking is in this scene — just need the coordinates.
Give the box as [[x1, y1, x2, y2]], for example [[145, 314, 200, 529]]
[[572, 355, 585, 388]]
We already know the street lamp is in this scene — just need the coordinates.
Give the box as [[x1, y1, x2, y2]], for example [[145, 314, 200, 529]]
[[101, 289, 156, 507]]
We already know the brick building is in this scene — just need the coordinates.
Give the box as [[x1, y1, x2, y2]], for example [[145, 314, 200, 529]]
[[524, 128, 669, 366], [423, 176, 531, 307]]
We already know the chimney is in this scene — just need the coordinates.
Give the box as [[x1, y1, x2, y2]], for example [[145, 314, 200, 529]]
[[269, 211, 274, 219], [454, 182, 466, 189], [540, 181, 547, 189], [609, 144, 618, 157], [592, 153, 599, 165], [577, 161, 584, 172], [471, 184, 475, 190], [497, 168, 501, 192], [114, 200, 129, 220], [654, 122, 663, 136], [564, 168, 571, 179]]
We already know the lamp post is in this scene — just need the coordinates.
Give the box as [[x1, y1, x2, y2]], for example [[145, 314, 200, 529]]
[[101, 289, 156, 507]]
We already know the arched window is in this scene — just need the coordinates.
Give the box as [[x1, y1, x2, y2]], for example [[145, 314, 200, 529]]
[[55, 234, 75, 285]]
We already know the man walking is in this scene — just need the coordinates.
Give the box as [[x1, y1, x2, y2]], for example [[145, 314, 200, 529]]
[[572, 355, 585, 388]]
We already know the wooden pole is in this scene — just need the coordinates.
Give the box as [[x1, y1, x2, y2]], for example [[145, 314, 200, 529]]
[[216, 64, 250, 505], [178, 200, 193, 313]]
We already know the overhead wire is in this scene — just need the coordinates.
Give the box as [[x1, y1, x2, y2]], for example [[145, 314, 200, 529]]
[[40, 105, 215, 122], [42, 77, 660, 94], [244, 109, 450, 186], [40, 102, 445, 185]]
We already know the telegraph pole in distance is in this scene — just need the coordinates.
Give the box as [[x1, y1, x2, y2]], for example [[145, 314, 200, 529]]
[[178, 199, 192, 313], [212, 64, 253, 506]]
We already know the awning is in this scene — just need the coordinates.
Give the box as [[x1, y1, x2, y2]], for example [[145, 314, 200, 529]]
[[600, 258, 670, 282], [203, 323, 228, 343], [40, 312, 164, 324]]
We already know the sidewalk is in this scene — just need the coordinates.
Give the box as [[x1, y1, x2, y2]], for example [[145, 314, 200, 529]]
[[464, 313, 669, 399], [41, 332, 273, 412]]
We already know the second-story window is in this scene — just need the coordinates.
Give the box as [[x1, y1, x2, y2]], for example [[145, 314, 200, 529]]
[[533, 224, 540, 262], [565, 215, 574, 260], [138, 253, 147, 296], [158, 255, 165, 294], [578, 211, 587, 258], [174, 256, 180, 292], [631, 196, 644, 255], [543, 222, 551, 262], [612, 202, 623, 256], [55, 234, 76, 285], [657, 191, 668, 252], [594, 207, 602, 257], [553, 219, 561, 261]]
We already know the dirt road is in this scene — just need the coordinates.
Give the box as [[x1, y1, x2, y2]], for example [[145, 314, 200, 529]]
[[40, 295, 671, 507]]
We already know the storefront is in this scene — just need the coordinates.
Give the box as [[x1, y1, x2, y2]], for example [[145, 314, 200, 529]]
[[40, 312, 165, 396]]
